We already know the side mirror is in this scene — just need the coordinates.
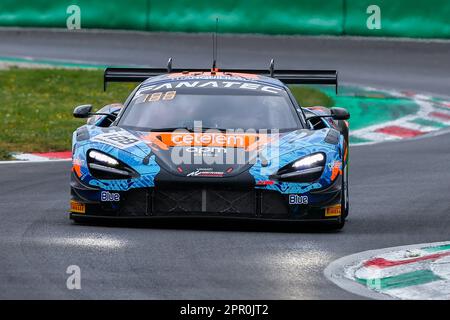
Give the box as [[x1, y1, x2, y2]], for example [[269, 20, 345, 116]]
[[330, 107, 350, 120], [73, 104, 93, 118], [86, 103, 123, 127]]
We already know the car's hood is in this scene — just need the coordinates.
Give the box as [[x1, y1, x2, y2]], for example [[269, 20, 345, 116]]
[[82, 126, 336, 177]]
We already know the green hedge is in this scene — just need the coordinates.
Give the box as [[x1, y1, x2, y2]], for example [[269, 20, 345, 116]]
[[0, 0, 449, 38]]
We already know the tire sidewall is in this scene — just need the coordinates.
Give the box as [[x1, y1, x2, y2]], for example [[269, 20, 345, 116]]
[[342, 159, 349, 218], [341, 139, 349, 219]]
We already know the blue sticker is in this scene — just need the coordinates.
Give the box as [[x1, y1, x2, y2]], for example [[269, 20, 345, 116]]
[[288, 194, 308, 205], [100, 191, 120, 202]]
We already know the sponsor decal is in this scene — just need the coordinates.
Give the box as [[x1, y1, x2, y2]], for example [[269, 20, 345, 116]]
[[148, 131, 273, 149], [185, 146, 227, 155], [256, 180, 275, 186], [143, 125, 279, 166], [100, 191, 120, 202], [143, 124, 276, 153], [167, 71, 261, 81], [186, 168, 224, 177], [72, 158, 83, 177], [92, 132, 140, 149], [325, 204, 341, 217], [330, 161, 342, 181], [171, 133, 247, 148], [288, 194, 308, 205], [70, 200, 85, 214], [138, 80, 281, 94]]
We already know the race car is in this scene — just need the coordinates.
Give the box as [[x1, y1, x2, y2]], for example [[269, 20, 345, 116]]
[[70, 60, 349, 229]]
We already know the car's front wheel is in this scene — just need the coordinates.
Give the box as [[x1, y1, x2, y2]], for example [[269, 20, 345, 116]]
[[326, 160, 348, 230], [342, 158, 349, 218]]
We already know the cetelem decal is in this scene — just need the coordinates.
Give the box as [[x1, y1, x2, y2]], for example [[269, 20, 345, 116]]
[[172, 133, 244, 146], [165, 133, 250, 148], [143, 132, 275, 151]]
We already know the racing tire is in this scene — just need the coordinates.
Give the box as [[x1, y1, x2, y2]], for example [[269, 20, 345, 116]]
[[342, 158, 349, 218], [337, 120, 349, 218], [324, 150, 349, 231], [337, 120, 349, 144]]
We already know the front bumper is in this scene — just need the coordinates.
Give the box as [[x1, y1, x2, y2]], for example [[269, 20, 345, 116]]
[[69, 212, 341, 225], [70, 175, 343, 223]]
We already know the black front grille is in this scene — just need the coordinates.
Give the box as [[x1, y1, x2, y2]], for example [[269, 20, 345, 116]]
[[208, 189, 256, 214], [117, 188, 291, 218], [152, 188, 256, 216], [260, 191, 290, 218], [153, 188, 202, 213], [119, 189, 148, 216]]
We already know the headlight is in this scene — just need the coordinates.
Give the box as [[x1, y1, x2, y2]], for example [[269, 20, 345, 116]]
[[292, 153, 325, 169], [87, 150, 139, 180], [271, 152, 326, 182], [89, 150, 119, 166]]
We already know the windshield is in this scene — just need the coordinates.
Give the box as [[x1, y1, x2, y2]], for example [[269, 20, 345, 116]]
[[118, 81, 302, 131]]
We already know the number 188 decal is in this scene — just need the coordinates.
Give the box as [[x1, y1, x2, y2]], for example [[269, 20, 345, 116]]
[[143, 91, 177, 102], [92, 131, 140, 149]]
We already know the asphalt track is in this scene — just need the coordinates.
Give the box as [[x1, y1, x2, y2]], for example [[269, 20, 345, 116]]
[[0, 29, 449, 299]]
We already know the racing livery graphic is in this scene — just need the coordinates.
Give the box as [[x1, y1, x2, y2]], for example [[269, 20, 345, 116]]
[[70, 61, 350, 229]]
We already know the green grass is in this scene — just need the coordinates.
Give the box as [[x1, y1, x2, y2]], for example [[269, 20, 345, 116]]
[[289, 85, 334, 108], [0, 68, 135, 158], [0, 147, 12, 160], [0, 68, 333, 160]]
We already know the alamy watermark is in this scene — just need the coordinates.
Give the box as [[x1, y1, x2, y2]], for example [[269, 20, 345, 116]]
[[166, 121, 280, 169], [66, 265, 81, 290], [66, 5, 81, 30], [366, 5, 382, 30]]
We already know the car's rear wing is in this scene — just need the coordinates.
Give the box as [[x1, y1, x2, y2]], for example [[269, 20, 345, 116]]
[[103, 59, 338, 93]]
